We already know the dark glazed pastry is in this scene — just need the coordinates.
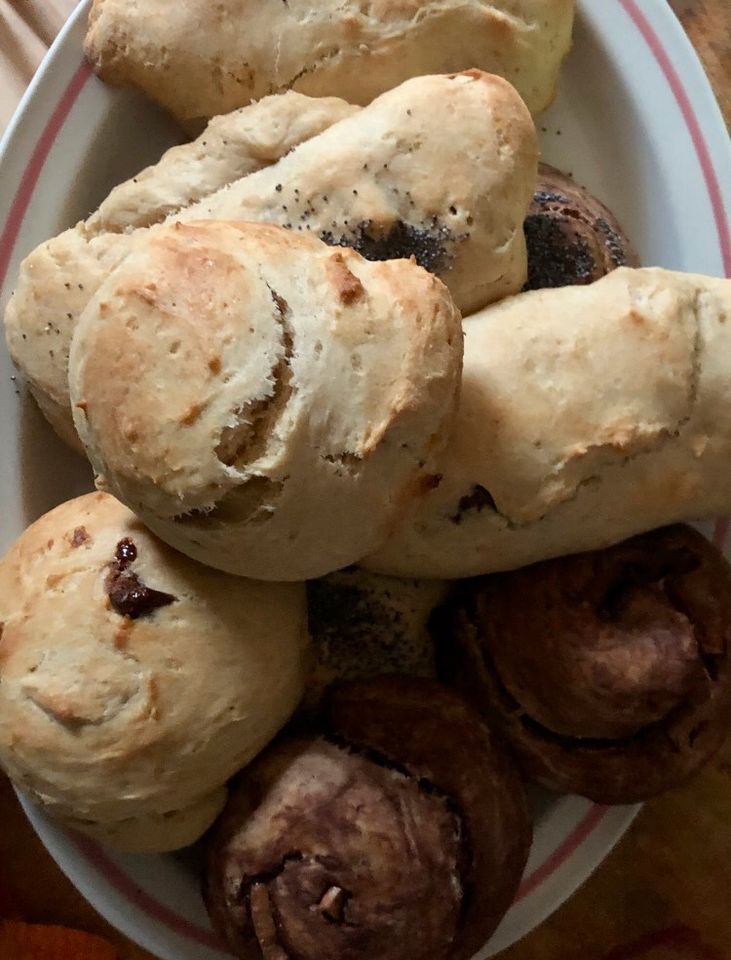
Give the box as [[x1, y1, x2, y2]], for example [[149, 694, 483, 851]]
[[440, 525, 731, 804], [204, 678, 531, 960], [524, 162, 639, 290]]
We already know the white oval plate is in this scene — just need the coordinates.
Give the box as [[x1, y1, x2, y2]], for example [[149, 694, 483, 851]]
[[0, 1, 729, 957]]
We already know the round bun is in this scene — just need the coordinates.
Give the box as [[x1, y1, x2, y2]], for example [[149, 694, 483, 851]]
[[524, 163, 639, 290], [0, 492, 308, 851], [69, 221, 462, 581], [440, 525, 731, 803], [205, 677, 530, 960]]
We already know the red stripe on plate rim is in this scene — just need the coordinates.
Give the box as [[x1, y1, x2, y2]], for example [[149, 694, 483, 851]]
[[0, 61, 92, 291], [516, 804, 612, 901], [1, 0, 730, 950], [619, 0, 731, 277], [71, 833, 226, 952]]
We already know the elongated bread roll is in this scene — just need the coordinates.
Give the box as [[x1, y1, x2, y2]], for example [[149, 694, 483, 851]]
[[6, 72, 536, 452], [4, 91, 354, 452], [84, 0, 575, 130], [365, 267, 731, 578], [179, 72, 535, 315], [87, 92, 358, 234], [69, 222, 463, 581]]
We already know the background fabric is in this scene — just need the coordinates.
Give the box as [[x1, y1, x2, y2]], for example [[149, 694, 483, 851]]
[[1, 1, 74, 129]]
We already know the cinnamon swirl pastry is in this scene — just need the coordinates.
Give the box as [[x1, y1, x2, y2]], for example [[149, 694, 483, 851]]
[[440, 525, 731, 803], [524, 163, 639, 290], [204, 677, 530, 960]]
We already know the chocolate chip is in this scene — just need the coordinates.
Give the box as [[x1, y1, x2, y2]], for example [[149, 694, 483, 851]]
[[105, 539, 176, 619], [115, 538, 137, 568]]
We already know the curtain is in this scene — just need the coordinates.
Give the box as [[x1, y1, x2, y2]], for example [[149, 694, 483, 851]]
[[0, 0, 76, 130]]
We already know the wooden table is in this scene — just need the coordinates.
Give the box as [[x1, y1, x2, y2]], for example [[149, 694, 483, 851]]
[[0, 2, 729, 958]]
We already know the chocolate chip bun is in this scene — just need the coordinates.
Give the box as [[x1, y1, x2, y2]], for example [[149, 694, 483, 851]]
[[440, 526, 731, 803], [365, 268, 731, 578], [0, 493, 308, 851], [524, 163, 639, 290], [69, 221, 463, 581], [84, 0, 575, 129], [6, 71, 536, 451], [303, 569, 450, 713], [204, 678, 531, 960]]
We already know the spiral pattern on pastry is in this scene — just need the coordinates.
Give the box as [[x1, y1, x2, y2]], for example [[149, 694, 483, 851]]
[[524, 162, 639, 290], [204, 678, 531, 960], [440, 525, 731, 803]]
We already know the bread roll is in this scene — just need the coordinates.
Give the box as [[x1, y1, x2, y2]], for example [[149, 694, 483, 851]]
[[0, 493, 308, 852], [5, 91, 353, 453], [6, 71, 536, 452], [69, 221, 463, 581], [365, 267, 731, 578], [87, 91, 358, 235], [84, 0, 575, 130]]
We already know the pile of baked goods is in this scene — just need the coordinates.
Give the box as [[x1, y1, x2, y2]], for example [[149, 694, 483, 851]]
[[2, 2, 730, 958]]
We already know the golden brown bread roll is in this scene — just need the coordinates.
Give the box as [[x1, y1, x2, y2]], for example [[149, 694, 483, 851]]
[[5, 72, 536, 451], [365, 267, 731, 578], [84, 0, 575, 130], [69, 221, 463, 581], [4, 90, 354, 453], [439, 525, 731, 803], [0, 493, 308, 852]]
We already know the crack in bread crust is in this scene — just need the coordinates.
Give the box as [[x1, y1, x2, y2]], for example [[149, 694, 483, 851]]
[[215, 287, 295, 471]]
